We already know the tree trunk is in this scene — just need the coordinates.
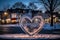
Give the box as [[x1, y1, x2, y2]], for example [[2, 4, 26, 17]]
[[50, 0, 53, 26], [50, 12, 53, 26]]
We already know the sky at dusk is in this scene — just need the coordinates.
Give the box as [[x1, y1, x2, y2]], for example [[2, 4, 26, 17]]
[[0, 0, 45, 11]]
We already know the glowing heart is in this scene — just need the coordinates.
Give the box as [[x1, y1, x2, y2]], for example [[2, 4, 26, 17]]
[[21, 16, 44, 36]]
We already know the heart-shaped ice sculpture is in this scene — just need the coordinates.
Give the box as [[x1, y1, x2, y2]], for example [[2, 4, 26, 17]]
[[21, 16, 44, 36]]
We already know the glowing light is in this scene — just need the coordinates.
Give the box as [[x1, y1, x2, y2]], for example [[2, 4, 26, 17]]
[[11, 20, 16, 23], [21, 16, 44, 36], [6, 18, 11, 23], [0, 34, 60, 39], [53, 17, 58, 23], [11, 13, 17, 18], [2, 20, 5, 23], [45, 19, 49, 23], [53, 15, 56, 17], [4, 12, 8, 16], [35, 18, 38, 21]]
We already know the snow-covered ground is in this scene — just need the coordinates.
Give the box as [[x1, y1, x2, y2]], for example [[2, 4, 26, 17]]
[[0, 23, 60, 30], [43, 23, 60, 30]]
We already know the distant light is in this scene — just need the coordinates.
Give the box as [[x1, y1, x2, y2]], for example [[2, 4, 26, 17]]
[[45, 19, 49, 23], [35, 18, 38, 21], [6, 18, 11, 23], [11, 20, 16, 23], [2, 20, 5, 23], [53, 15, 56, 17], [11, 13, 17, 18], [4, 12, 8, 16]]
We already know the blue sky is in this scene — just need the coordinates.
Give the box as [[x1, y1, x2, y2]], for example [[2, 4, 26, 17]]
[[0, 0, 45, 11]]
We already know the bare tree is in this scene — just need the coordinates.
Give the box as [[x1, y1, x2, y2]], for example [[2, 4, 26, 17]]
[[11, 2, 27, 23], [12, 2, 26, 9], [27, 2, 37, 17], [39, 0, 60, 26], [28, 2, 37, 10]]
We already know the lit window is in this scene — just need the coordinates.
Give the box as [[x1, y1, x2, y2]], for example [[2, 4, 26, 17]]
[[11, 13, 17, 18], [6, 18, 11, 23], [11, 20, 16, 23], [2, 20, 5, 23], [53, 15, 56, 17]]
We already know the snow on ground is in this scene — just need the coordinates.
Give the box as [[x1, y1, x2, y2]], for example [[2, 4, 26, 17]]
[[43, 23, 60, 30]]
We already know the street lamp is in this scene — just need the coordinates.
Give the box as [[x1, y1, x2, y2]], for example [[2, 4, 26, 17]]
[[4, 12, 8, 16]]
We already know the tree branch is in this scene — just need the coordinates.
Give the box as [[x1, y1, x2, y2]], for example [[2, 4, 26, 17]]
[[41, 0, 49, 8], [53, 0, 59, 10], [47, 0, 50, 5]]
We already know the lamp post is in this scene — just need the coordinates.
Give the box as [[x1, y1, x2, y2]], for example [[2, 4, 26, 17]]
[[3, 12, 8, 24]]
